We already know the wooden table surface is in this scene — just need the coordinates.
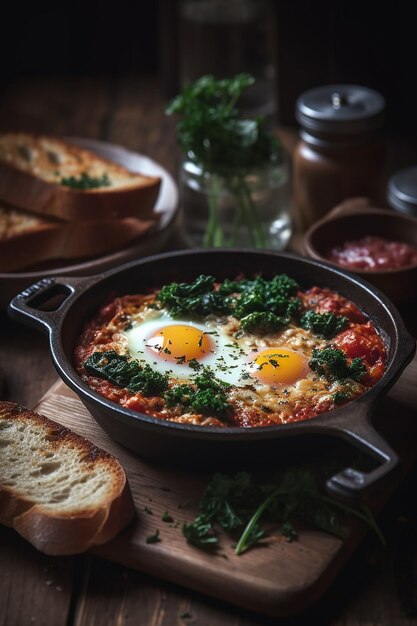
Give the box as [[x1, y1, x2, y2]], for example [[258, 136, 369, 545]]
[[1, 75, 417, 626]]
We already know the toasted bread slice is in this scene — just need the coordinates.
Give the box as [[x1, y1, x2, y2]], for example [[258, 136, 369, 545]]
[[0, 202, 156, 272], [0, 133, 161, 221], [0, 401, 135, 555]]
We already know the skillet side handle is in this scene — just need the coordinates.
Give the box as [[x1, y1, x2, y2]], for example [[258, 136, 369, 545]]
[[8, 276, 93, 335], [326, 419, 400, 500]]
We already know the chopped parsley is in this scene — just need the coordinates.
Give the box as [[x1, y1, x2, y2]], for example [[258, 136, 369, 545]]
[[165, 367, 231, 418], [332, 390, 352, 404], [162, 511, 174, 523], [182, 469, 385, 555], [300, 310, 349, 338], [84, 350, 169, 396], [60, 172, 111, 189], [145, 529, 161, 544], [84, 352, 232, 419], [309, 347, 367, 382], [240, 311, 290, 335], [157, 274, 231, 317], [155, 273, 300, 335]]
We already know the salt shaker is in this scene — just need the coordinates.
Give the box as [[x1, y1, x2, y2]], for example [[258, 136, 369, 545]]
[[387, 166, 417, 217], [293, 84, 386, 230]]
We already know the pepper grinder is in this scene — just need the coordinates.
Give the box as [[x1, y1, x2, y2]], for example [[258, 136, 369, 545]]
[[293, 84, 386, 231]]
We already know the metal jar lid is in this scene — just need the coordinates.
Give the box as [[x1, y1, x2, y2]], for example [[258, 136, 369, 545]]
[[387, 166, 417, 216], [296, 84, 385, 135]]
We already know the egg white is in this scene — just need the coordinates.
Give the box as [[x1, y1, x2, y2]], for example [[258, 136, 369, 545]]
[[123, 307, 319, 390], [123, 314, 248, 385]]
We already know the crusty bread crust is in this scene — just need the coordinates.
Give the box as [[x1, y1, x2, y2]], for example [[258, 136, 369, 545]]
[[0, 203, 157, 271], [0, 401, 135, 555], [0, 133, 161, 221]]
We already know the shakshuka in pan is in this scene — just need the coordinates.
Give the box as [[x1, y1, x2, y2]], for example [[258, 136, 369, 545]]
[[75, 273, 386, 428]]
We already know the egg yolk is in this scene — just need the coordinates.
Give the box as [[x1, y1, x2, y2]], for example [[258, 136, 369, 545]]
[[146, 324, 213, 363], [249, 348, 308, 386]]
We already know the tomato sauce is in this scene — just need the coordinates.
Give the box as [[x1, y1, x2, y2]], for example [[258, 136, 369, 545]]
[[74, 284, 387, 428], [300, 287, 366, 323], [333, 322, 386, 385], [327, 236, 417, 271]]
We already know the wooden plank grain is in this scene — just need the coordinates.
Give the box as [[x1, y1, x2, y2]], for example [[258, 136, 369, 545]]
[[0, 527, 74, 626]]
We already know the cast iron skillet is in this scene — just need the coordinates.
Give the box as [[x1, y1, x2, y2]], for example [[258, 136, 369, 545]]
[[8, 250, 416, 500]]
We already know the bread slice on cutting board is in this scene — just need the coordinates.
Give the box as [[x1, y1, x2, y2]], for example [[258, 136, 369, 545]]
[[0, 133, 161, 221], [0, 401, 135, 555]]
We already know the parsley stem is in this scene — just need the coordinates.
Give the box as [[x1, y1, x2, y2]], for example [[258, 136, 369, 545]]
[[235, 487, 280, 555], [319, 495, 386, 545], [230, 184, 245, 246], [234, 179, 257, 247], [241, 179, 267, 248], [204, 175, 222, 247]]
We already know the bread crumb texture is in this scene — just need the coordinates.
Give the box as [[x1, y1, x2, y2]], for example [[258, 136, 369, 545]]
[[0, 133, 148, 190], [0, 402, 124, 514]]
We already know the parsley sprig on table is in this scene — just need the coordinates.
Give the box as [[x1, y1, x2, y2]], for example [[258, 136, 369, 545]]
[[182, 470, 385, 555], [166, 74, 283, 247]]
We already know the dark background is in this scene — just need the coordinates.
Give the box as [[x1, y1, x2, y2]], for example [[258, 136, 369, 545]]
[[0, 0, 416, 134]]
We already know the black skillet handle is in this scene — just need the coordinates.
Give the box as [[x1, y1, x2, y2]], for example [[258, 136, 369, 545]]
[[8, 276, 94, 335], [326, 416, 400, 499]]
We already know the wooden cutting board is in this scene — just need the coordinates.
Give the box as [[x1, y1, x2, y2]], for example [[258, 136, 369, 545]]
[[35, 352, 417, 618]]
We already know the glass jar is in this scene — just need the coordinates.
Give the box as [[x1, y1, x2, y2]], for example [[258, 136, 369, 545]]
[[179, 0, 277, 123], [181, 156, 291, 249], [387, 166, 417, 217], [293, 85, 386, 231]]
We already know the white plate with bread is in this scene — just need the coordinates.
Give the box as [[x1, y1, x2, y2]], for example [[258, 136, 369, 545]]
[[0, 134, 179, 308]]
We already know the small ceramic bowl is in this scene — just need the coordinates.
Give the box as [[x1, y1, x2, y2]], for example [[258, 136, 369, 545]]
[[303, 198, 417, 305]]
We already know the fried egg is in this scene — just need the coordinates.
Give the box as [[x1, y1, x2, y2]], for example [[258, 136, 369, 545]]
[[124, 310, 313, 389], [124, 315, 247, 385], [247, 348, 310, 387]]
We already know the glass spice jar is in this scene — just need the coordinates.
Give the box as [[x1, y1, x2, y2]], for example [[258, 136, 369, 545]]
[[293, 84, 386, 231], [387, 166, 417, 217]]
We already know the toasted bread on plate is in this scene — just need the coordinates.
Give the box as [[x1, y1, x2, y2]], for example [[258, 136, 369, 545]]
[[0, 133, 161, 221], [0, 401, 135, 555], [0, 201, 156, 272]]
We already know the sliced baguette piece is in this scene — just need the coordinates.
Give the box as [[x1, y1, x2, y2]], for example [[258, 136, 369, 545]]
[[0, 202, 157, 272], [0, 401, 135, 555], [0, 133, 161, 221]]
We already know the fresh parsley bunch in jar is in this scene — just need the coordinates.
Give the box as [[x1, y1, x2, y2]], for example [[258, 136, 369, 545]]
[[166, 74, 290, 248]]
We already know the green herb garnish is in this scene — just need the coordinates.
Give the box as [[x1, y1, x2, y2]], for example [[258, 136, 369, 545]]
[[162, 511, 174, 523], [84, 350, 169, 396], [165, 367, 231, 418], [83, 351, 232, 419], [145, 530, 161, 544], [166, 73, 283, 248], [179, 611, 193, 620], [309, 347, 367, 382], [332, 391, 352, 404], [157, 274, 231, 318], [231, 274, 300, 320], [155, 273, 300, 335], [182, 469, 384, 555], [300, 310, 349, 338], [240, 311, 290, 335], [60, 172, 111, 189]]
